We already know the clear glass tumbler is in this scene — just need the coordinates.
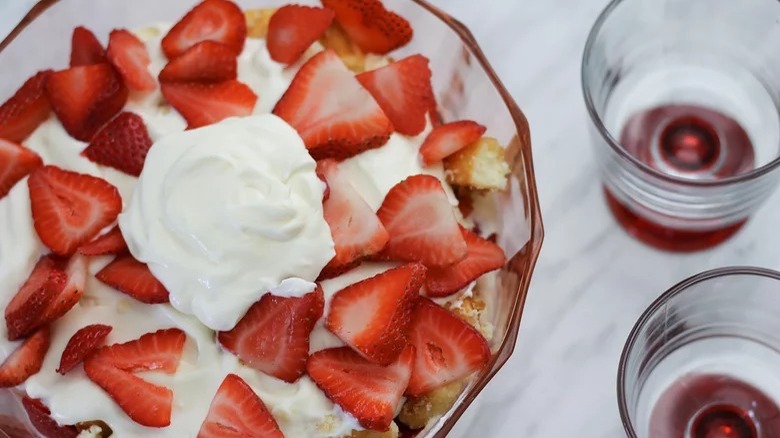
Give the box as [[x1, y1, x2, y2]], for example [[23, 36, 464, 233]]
[[582, 0, 780, 252], [618, 267, 780, 438]]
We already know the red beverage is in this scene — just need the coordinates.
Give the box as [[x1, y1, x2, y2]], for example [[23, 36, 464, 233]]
[[649, 374, 780, 438]]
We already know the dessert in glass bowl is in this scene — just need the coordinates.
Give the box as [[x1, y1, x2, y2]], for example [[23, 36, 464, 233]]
[[0, 0, 543, 436]]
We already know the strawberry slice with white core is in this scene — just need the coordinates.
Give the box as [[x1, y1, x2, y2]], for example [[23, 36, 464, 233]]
[[419, 120, 486, 165], [376, 174, 467, 267], [0, 138, 42, 200], [158, 40, 238, 84], [4, 256, 67, 341], [162, 0, 247, 59], [0, 326, 51, 387], [28, 166, 122, 256], [95, 255, 170, 304], [322, 0, 413, 55], [273, 49, 392, 160], [82, 111, 153, 177], [405, 297, 490, 396], [218, 286, 324, 383], [38, 254, 87, 325], [356, 54, 434, 136], [0, 70, 52, 143], [78, 226, 128, 256], [307, 345, 414, 431], [267, 5, 334, 65], [197, 374, 284, 438], [161, 80, 257, 129], [107, 29, 156, 92], [70, 26, 106, 67], [22, 396, 78, 438], [57, 324, 112, 374], [426, 227, 506, 297], [327, 263, 425, 365]]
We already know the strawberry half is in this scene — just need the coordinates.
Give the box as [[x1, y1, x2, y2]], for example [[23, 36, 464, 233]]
[[273, 49, 392, 160], [81, 111, 153, 177], [161, 80, 257, 129], [376, 174, 467, 267], [106, 29, 156, 92], [0, 70, 52, 143], [356, 55, 434, 136], [4, 256, 67, 341], [267, 5, 334, 65], [22, 396, 78, 438], [78, 226, 128, 256], [83, 329, 185, 427], [405, 297, 490, 396], [327, 263, 425, 365], [197, 374, 284, 438], [322, 0, 413, 54], [426, 227, 506, 297], [28, 166, 122, 256], [37, 254, 87, 326], [419, 120, 486, 165], [218, 286, 324, 383], [95, 255, 170, 304], [162, 0, 247, 59], [158, 41, 237, 84], [45, 63, 129, 141], [70, 26, 107, 67], [57, 324, 112, 375], [0, 326, 50, 388], [0, 138, 42, 200], [307, 345, 414, 431]]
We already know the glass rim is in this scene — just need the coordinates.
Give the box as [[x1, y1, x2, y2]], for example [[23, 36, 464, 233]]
[[581, 0, 780, 188], [616, 266, 780, 437]]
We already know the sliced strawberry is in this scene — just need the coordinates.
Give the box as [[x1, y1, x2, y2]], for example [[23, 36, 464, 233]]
[[307, 345, 414, 431], [38, 254, 87, 325], [273, 49, 392, 160], [406, 297, 490, 396], [267, 5, 334, 65], [95, 255, 170, 304], [5, 256, 66, 341], [0, 327, 50, 387], [106, 29, 156, 92], [426, 227, 505, 297], [197, 374, 284, 438], [45, 63, 129, 141], [376, 174, 466, 267], [419, 120, 486, 165], [327, 263, 425, 365], [356, 55, 434, 136], [161, 0, 246, 59], [91, 328, 185, 373], [28, 166, 122, 256], [0, 138, 42, 199], [161, 80, 257, 129], [322, 0, 412, 54], [158, 41, 237, 84], [70, 26, 106, 67], [0, 70, 52, 143], [78, 226, 128, 256], [318, 260, 361, 281], [57, 324, 112, 375], [22, 396, 78, 438], [81, 111, 153, 177], [218, 286, 324, 383]]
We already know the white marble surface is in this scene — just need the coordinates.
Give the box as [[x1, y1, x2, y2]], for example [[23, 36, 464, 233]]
[[3, 0, 780, 437]]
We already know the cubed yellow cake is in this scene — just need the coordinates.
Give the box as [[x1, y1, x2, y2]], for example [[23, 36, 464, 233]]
[[444, 137, 510, 190]]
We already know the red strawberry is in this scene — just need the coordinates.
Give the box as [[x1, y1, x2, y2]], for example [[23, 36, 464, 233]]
[[307, 345, 414, 431], [426, 227, 505, 297], [57, 324, 112, 375], [197, 374, 284, 438], [0, 70, 52, 143], [161, 80, 257, 129], [78, 226, 128, 256], [90, 328, 185, 373], [322, 0, 412, 54], [70, 26, 106, 67], [22, 396, 78, 438], [317, 260, 360, 281], [37, 254, 87, 325], [0, 138, 42, 199], [4, 256, 66, 341], [405, 297, 490, 396], [376, 174, 467, 267], [218, 286, 324, 383], [357, 55, 434, 136], [28, 166, 122, 256], [0, 327, 50, 387], [419, 120, 486, 165], [267, 5, 334, 65], [327, 264, 425, 365], [81, 111, 153, 177], [273, 49, 392, 160], [106, 29, 156, 91], [158, 41, 237, 84], [95, 255, 170, 304], [161, 0, 246, 59], [45, 63, 129, 141]]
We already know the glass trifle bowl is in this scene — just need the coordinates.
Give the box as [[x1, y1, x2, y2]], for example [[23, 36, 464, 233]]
[[0, 0, 543, 437]]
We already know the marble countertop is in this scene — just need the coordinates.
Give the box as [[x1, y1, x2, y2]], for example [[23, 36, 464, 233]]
[[3, 0, 780, 437]]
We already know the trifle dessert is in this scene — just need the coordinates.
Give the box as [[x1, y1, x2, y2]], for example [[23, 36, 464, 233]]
[[0, 0, 515, 436]]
